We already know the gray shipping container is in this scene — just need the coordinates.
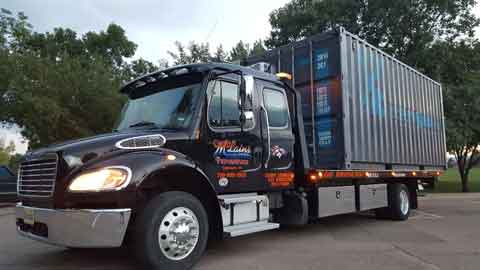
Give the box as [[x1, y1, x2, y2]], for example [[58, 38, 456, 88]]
[[246, 28, 446, 171]]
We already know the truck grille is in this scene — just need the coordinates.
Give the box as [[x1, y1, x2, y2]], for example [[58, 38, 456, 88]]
[[18, 154, 58, 197]]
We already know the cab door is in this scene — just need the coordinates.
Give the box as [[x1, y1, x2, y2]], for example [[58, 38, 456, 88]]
[[203, 75, 267, 193], [259, 81, 296, 189]]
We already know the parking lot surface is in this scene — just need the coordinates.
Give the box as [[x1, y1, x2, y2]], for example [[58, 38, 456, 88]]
[[1, 193, 479, 270]]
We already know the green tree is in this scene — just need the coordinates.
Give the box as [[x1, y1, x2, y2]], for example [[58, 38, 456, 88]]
[[168, 41, 232, 64], [267, 0, 479, 65], [419, 39, 480, 83], [168, 41, 212, 65], [0, 138, 14, 165], [228, 40, 267, 62], [229, 40, 250, 62], [251, 39, 267, 57], [7, 18, 136, 70], [8, 153, 23, 172], [167, 40, 266, 65], [444, 72, 480, 192], [0, 53, 125, 148], [211, 45, 227, 62], [121, 58, 159, 82], [0, 9, 131, 149], [0, 138, 8, 165], [0, 150, 8, 165], [0, 8, 32, 51], [420, 39, 480, 192]]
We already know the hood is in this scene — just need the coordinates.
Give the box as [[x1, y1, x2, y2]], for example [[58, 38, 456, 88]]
[[25, 130, 191, 168]]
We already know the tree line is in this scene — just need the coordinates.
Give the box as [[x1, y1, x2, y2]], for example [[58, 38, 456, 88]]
[[1, 0, 479, 191], [268, 0, 480, 192], [0, 8, 266, 148]]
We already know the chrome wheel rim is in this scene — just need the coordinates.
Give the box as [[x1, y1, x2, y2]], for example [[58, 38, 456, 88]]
[[158, 207, 200, 261], [399, 189, 410, 215]]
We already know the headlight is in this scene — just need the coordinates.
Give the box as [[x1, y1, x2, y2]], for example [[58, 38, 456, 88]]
[[68, 166, 132, 192]]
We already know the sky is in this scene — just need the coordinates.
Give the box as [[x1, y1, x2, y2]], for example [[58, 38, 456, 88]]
[[1, 0, 291, 63], [0, 0, 291, 154], [0, 0, 479, 154]]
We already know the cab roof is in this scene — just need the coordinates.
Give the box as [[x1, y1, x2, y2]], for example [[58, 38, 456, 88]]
[[120, 62, 279, 94]]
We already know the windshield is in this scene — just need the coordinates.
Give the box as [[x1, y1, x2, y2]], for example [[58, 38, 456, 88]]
[[115, 83, 202, 131]]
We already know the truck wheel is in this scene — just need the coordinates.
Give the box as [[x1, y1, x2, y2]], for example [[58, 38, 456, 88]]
[[133, 191, 209, 270], [375, 183, 410, 220]]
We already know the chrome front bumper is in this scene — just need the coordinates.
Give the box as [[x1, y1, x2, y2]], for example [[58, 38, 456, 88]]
[[15, 203, 131, 248]]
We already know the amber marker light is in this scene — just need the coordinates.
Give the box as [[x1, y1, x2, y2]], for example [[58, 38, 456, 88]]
[[412, 171, 417, 176], [276, 72, 292, 80], [309, 174, 318, 182]]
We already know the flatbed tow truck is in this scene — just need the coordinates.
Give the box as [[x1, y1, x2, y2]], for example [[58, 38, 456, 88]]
[[15, 28, 446, 269]]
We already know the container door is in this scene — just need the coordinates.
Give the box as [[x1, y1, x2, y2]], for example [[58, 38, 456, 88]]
[[259, 82, 296, 189]]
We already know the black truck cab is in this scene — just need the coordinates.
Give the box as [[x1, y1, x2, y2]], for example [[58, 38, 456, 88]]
[[15, 63, 310, 268]]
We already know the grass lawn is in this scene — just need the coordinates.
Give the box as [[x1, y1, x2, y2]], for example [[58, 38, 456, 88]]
[[432, 168, 480, 193]]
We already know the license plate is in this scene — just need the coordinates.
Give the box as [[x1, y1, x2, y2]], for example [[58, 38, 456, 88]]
[[24, 208, 35, 225]]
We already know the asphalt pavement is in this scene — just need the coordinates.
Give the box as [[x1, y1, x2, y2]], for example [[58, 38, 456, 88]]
[[0, 193, 479, 270]]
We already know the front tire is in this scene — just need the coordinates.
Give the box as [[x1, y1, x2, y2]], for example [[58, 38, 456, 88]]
[[133, 191, 209, 270]]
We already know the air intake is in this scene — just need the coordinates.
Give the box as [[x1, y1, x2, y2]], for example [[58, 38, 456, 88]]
[[115, 134, 166, 150]]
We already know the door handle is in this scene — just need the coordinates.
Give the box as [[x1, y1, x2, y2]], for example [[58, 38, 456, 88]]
[[260, 106, 270, 168]]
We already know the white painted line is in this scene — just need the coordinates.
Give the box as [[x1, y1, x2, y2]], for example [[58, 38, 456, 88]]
[[410, 210, 443, 219]]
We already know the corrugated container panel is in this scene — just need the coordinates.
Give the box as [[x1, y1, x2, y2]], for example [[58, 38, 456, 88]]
[[245, 28, 446, 170]]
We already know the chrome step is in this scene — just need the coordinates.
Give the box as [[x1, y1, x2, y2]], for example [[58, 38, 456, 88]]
[[224, 221, 279, 237], [218, 193, 266, 205]]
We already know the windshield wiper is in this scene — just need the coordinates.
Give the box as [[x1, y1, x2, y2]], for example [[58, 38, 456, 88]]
[[129, 121, 157, 128]]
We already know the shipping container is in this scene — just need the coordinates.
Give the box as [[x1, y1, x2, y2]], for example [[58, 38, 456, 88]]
[[246, 28, 446, 171]]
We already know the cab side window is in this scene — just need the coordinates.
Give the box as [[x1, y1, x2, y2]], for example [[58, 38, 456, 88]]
[[208, 80, 241, 128], [263, 88, 289, 128]]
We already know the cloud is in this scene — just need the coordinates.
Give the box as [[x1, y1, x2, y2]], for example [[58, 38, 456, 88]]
[[2, 0, 290, 62], [0, 0, 290, 151]]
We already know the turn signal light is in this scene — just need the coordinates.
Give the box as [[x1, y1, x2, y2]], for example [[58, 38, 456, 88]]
[[276, 72, 292, 80]]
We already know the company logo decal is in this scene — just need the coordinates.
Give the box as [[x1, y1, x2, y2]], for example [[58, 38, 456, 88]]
[[218, 177, 229, 187], [213, 139, 252, 166], [358, 49, 436, 129], [213, 140, 251, 159], [271, 145, 287, 159]]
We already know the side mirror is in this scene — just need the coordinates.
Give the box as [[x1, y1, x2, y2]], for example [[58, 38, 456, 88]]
[[238, 75, 247, 109], [238, 75, 253, 111], [238, 74, 254, 130]]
